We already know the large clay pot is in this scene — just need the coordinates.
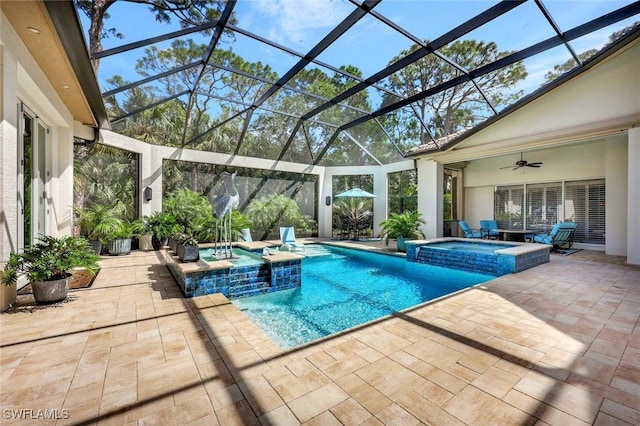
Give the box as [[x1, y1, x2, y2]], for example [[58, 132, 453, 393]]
[[31, 274, 71, 304]]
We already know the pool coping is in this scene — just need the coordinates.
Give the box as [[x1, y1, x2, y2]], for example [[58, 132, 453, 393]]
[[406, 237, 551, 256]]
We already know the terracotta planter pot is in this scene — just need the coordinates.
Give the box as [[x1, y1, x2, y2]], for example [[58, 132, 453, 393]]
[[177, 244, 199, 262], [31, 274, 71, 303]]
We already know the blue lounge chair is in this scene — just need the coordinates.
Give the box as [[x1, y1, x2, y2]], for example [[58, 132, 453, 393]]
[[533, 222, 577, 250], [280, 227, 306, 253], [459, 221, 487, 239], [480, 220, 500, 239]]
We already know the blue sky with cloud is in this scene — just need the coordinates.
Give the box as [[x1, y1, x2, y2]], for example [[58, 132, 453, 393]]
[[83, 0, 638, 108]]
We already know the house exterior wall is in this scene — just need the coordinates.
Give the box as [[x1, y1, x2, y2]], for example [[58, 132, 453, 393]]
[[462, 137, 628, 253], [415, 39, 639, 263], [1, 12, 76, 254], [628, 128, 640, 265]]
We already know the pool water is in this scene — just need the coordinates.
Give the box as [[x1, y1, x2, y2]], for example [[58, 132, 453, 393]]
[[199, 247, 264, 267], [426, 241, 514, 253], [232, 244, 493, 348]]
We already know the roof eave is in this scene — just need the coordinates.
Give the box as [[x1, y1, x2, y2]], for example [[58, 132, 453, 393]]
[[44, 0, 110, 130]]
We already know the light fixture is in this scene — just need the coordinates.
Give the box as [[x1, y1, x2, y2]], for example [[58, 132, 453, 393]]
[[27, 27, 41, 34], [62, 85, 70, 89]]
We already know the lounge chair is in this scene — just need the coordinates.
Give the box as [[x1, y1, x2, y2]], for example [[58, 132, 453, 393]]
[[279, 227, 306, 253], [239, 228, 253, 242], [533, 222, 577, 250], [480, 220, 500, 239], [459, 221, 487, 239]]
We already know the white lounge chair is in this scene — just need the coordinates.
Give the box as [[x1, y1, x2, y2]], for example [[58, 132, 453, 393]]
[[279, 227, 305, 253], [239, 228, 253, 242]]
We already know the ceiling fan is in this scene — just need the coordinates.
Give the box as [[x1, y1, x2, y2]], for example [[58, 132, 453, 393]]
[[501, 152, 543, 170]]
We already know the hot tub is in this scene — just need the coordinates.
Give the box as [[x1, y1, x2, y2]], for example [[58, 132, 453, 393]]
[[405, 238, 550, 276]]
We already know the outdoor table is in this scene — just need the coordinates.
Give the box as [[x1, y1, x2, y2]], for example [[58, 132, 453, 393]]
[[493, 229, 541, 243]]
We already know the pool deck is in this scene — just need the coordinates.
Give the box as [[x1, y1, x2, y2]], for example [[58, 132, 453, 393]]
[[1, 240, 639, 425]]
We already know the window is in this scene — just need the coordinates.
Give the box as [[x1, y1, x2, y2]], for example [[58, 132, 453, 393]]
[[526, 182, 562, 233], [494, 179, 605, 245], [565, 179, 605, 244], [494, 185, 524, 230]]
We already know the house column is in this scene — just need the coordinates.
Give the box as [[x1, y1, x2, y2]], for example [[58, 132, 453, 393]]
[[628, 128, 640, 265], [372, 167, 387, 238], [416, 159, 443, 238]]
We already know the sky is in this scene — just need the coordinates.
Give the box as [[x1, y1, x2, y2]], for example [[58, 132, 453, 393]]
[[79, 0, 639, 110]]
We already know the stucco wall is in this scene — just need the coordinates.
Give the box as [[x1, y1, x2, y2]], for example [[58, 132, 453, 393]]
[[461, 138, 629, 251], [1, 11, 76, 254]]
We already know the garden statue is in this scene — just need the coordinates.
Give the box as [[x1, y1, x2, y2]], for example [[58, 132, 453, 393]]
[[211, 171, 239, 258]]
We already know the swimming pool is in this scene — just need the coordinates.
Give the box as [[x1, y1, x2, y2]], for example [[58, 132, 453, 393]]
[[232, 244, 493, 348]]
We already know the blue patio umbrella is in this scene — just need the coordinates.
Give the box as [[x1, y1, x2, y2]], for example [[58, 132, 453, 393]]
[[334, 188, 377, 198]]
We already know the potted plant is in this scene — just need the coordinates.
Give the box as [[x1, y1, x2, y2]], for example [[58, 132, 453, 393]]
[[76, 204, 125, 254], [106, 222, 133, 255], [133, 212, 179, 250], [176, 234, 199, 262], [2, 235, 99, 304], [379, 211, 426, 252]]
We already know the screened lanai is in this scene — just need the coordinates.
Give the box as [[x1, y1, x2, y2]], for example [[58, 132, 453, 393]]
[[4, 0, 640, 249]]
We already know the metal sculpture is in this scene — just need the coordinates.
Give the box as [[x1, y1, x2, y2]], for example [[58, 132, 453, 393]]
[[211, 171, 239, 258]]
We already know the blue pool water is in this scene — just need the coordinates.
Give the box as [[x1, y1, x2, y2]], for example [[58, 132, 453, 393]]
[[426, 241, 514, 253], [232, 244, 494, 348]]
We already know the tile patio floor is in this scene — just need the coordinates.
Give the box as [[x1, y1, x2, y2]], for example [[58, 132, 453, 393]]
[[1, 244, 639, 425]]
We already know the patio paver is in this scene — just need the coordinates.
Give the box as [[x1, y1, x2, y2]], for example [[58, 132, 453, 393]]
[[1, 246, 638, 425]]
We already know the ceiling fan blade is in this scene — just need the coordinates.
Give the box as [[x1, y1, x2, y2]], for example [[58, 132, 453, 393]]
[[513, 166, 521, 170], [527, 162, 543, 166], [500, 165, 515, 169], [526, 163, 543, 168]]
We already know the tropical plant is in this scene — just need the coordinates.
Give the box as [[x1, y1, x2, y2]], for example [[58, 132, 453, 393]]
[[76, 203, 127, 243], [246, 194, 302, 240], [134, 212, 180, 239], [163, 188, 214, 234], [175, 234, 198, 246], [379, 211, 426, 246], [333, 198, 373, 236], [2, 235, 100, 285]]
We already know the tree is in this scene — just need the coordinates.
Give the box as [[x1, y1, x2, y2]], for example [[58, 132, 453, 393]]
[[381, 40, 527, 148], [76, 0, 234, 72], [543, 22, 640, 84]]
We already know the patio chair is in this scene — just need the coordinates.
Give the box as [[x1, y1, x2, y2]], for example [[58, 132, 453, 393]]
[[480, 220, 500, 239], [533, 222, 577, 250], [459, 221, 487, 239], [279, 227, 306, 253], [239, 228, 253, 243]]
